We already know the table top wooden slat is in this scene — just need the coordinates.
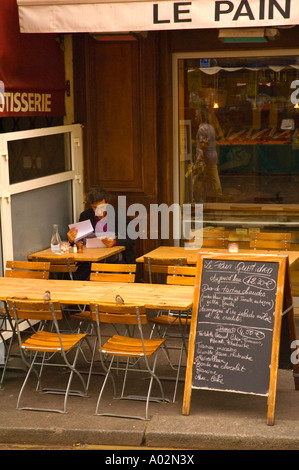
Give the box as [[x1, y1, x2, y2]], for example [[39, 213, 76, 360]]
[[0, 277, 193, 311], [28, 246, 125, 263], [136, 246, 299, 267]]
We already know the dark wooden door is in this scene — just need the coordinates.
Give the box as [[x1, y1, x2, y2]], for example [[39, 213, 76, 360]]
[[73, 33, 160, 260]]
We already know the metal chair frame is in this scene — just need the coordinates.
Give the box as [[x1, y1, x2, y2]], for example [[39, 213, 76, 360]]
[[0, 260, 51, 389], [150, 265, 196, 402], [90, 302, 167, 420], [70, 263, 137, 335], [6, 299, 89, 414], [0, 303, 21, 389], [144, 257, 187, 284], [36, 257, 77, 280]]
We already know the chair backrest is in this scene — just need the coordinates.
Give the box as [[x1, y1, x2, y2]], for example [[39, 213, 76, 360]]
[[250, 232, 291, 250], [7, 299, 65, 353], [90, 263, 136, 282], [189, 230, 229, 248], [90, 303, 147, 325], [6, 299, 62, 322], [5, 260, 51, 279], [38, 257, 77, 279], [167, 265, 197, 286], [201, 230, 229, 248], [143, 257, 187, 283]]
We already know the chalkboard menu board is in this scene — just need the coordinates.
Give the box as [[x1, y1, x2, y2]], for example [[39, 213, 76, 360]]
[[182, 253, 298, 425], [192, 258, 279, 396]]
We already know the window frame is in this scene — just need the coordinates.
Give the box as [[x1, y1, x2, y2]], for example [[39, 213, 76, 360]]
[[0, 123, 84, 268], [172, 48, 299, 210]]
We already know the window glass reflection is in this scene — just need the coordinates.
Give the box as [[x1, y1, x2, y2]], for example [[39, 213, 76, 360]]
[[179, 56, 299, 205], [8, 132, 71, 184]]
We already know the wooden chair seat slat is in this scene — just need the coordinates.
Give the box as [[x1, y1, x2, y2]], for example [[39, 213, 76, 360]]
[[23, 331, 86, 352], [102, 335, 165, 357]]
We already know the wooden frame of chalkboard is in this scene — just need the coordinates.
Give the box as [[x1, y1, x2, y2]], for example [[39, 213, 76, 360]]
[[182, 253, 299, 426]]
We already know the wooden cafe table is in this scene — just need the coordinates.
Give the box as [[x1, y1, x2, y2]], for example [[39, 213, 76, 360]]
[[136, 245, 299, 268], [0, 277, 194, 312], [28, 245, 125, 263], [0, 277, 193, 388]]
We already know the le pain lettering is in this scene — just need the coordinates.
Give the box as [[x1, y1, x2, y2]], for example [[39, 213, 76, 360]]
[[153, 1, 291, 26]]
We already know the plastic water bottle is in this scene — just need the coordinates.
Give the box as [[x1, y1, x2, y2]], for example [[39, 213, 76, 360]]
[[50, 224, 61, 252]]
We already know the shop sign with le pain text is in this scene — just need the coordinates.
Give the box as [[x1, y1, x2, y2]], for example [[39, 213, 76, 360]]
[[17, 0, 297, 33]]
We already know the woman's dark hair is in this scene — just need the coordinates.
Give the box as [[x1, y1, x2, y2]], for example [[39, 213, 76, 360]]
[[86, 188, 111, 205]]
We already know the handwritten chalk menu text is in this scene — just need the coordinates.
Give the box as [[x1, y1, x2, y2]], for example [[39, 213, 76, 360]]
[[192, 258, 280, 396]]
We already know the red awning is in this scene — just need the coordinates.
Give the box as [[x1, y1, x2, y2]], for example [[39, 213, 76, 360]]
[[0, 0, 65, 116]]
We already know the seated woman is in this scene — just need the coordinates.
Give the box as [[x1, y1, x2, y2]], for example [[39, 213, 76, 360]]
[[67, 187, 136, 280]]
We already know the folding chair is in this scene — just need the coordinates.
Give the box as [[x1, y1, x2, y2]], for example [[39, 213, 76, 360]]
[[42, 257, 83, 318], [70, 263, 136, 326], [166, 265, 197, 286], [90, 263, 136, 282], [69, 264, 137, 382], [250, 232, 291, 250], [189, 230, 229, 248], [143, 257, 187, 284], [46, 257, 77, 280], [0, 260, 51, 389], [6, 299, 89, 413], [149, 265, 196, 402], [90, 302, 167, 420], [5, 260, 51, 279]]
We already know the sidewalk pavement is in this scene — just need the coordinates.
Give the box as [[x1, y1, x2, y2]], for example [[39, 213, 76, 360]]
[[1, 322, 299, 451]]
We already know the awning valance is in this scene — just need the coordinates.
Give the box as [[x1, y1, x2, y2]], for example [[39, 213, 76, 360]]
[[0, 0, 65, 117], [17, 0, 298, 34]]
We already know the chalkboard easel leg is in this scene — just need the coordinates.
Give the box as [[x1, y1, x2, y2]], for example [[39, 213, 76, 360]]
[[284, 260, 299, 390], [266, 258, 286, 426], [266, 386, 277, 426], [267, 416, 275, 426], [293, 373, 299, 391]]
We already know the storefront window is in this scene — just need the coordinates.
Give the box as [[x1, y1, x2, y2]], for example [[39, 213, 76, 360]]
[[178, 54, 299, 206]]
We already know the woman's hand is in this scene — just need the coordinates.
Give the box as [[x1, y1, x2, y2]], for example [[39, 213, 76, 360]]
[[67, 228, 78, 244], [101, 238, 115, 248]]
